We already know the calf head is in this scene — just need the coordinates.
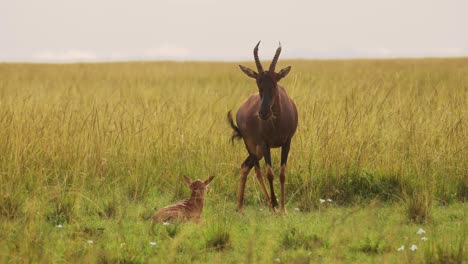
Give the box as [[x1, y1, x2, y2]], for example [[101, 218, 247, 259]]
[[183, 175, 215, 197]]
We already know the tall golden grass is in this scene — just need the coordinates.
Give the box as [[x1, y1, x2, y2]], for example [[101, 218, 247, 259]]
[[1, 60, 465, 206]]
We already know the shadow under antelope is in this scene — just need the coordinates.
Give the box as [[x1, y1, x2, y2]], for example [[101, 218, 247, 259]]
[[227, 41, 298, 213], [153, 175, 215, 223]]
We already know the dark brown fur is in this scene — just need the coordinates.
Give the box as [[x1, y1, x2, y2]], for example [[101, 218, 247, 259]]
[[228, 41, 298, 213]]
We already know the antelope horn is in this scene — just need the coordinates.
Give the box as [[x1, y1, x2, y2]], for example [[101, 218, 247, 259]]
[[253, 41, 263, 73], [269, 42, 282, 72]]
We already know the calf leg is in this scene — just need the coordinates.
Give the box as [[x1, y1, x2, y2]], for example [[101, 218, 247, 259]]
[[153, 207, 185, 223]]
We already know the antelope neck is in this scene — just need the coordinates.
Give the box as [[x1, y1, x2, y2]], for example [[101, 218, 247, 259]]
[[262, 86, 282, 121], [271, 87, 282, 116], [188, 192, 205, 209]]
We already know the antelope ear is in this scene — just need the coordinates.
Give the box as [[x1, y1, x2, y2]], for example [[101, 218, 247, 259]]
[[277, 66, 291, 80], [204, 176, 215, 185], [239, 65, 258, 79], [183, 175, 192, 185]]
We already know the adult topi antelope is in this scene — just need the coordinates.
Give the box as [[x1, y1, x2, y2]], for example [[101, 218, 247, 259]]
[[227, 41, 298, 213]]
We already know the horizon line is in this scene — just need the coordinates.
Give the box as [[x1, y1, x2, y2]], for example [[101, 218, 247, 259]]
[[1, 55, 467, 64]]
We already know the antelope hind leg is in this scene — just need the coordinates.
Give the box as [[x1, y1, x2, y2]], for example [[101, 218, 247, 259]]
[[236, 155, 255, 212]]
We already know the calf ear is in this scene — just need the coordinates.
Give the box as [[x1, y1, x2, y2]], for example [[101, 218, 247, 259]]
[[183, 175, 192, 185], [239, 65, 258, 79], [277, 66, 291, 80], [204, 176, 215, 185]]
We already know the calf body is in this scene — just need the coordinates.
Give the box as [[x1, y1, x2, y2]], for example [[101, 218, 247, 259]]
[[153, 176, 214, 223]]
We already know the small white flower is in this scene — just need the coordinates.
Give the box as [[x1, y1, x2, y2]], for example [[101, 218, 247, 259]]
[[397, 245, 405, 251], [87, 240, 94, 245], [56, 224, 63, 228], [421, 237, 428, 241], [410, 244, 418, 251], [120, 243, 126, 248], [259, 208, 264, 211], [327, 199, 333, 202], [294, 208, 300, 212], [274, 258, 281, 263], [417, 228, 426, 235], [163, 222, 171, 226], [319, 199, 326, 204], [149, 241, 157, 246]]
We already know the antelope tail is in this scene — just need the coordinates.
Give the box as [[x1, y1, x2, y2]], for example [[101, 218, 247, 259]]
[[227, 111, 242, 143]]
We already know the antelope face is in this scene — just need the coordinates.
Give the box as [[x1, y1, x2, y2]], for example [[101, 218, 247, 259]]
[[238, 41, 292, 121], [190, 180, 208, 195], [257, 72, 278, 120], [184, 175, 215, 195]]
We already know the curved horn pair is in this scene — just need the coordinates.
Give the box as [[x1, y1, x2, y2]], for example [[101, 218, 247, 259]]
[[253, 41, 282, 73]]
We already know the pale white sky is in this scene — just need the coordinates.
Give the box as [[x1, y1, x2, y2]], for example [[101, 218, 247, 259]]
[[1, 0, 466, 62]]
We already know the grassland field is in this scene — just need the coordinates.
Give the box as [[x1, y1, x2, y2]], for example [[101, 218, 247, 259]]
[[0, 58, 466, 263]]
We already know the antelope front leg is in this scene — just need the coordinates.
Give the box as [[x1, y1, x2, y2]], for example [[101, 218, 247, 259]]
[[263, 144, 278, 210], [279, 138, 292, 214]]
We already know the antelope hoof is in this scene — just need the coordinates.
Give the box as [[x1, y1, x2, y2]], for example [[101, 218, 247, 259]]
[[267, 201, 273, 210], [235, 206, 245, 214], [271, 198, 279, 209]]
